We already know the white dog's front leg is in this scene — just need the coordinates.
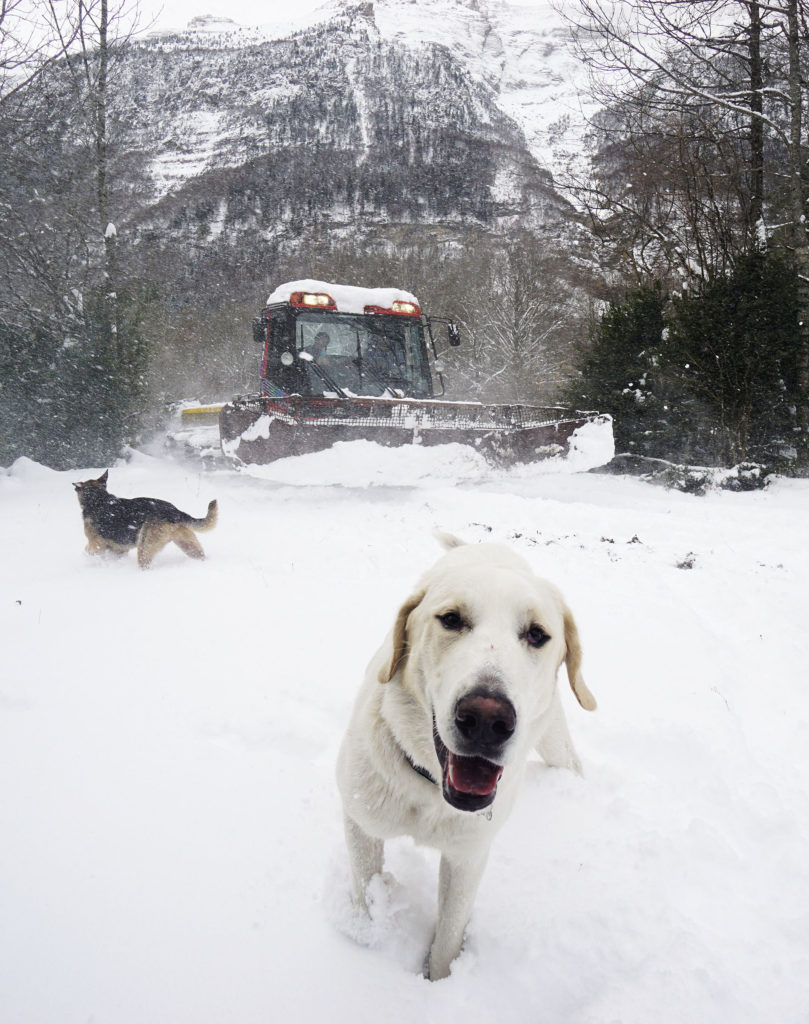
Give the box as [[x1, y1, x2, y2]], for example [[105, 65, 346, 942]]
[[427, 849, 489, 981], [343, 814, 384, 911]]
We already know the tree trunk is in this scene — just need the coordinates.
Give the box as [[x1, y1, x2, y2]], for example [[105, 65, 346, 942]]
[[785, 0, 809, 442], [747, 0, 764, 236], [92, 0, 119, 357]]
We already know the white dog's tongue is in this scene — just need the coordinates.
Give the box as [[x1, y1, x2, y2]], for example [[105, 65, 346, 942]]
[[448, 754, 503, 796]]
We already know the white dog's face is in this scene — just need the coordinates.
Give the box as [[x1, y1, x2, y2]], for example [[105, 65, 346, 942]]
[[380, 542, 595, 813]]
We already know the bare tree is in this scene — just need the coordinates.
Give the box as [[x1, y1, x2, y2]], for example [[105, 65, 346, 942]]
[[0, 0, 82, 107], [565, 0, 809, 438], [40, 0, 140, 353], [559, 0, 809, 454], [562, 0, 807, 270], [577, 88, 753, 282], [0, 0, 149, 467], [453, 236, 588, 405], [0, 3, 95, 333]]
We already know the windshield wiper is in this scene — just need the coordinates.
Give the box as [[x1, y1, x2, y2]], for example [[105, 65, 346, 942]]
[[354, 353, 410, 396], [298, 351, 349, 399]]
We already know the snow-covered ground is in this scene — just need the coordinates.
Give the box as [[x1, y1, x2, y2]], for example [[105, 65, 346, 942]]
[[2, 441, 809, 1023]]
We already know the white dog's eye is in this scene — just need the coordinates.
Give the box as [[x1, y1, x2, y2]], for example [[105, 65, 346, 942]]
[[437, 611, 466, 632], [524, 624, 550, 648]]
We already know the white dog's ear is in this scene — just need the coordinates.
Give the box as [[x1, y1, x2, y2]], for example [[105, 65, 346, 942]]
[[378, 590, 425, 683], [434, 531, 465, 551], [563, 604, 597, 711]]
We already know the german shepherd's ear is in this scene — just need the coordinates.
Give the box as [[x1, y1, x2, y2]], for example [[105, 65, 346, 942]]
[[378, 590, 425, 683], [97, 470, 109, 487], [563, 603, 597, 711]]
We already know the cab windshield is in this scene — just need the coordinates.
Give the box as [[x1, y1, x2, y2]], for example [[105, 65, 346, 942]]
[[294, 310, 432, 398]]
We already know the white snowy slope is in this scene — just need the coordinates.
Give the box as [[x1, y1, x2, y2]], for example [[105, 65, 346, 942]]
[[2, 442, 809, 1023]]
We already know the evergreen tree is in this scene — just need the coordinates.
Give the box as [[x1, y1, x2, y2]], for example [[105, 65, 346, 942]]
[[0, 290, 149, 469], [666, 248, 801, 464], [565, 284, 672, 456], [568, 250, 803, 467]]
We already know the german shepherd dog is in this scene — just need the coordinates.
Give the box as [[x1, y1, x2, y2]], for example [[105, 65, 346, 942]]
[[74, 470, 218, 568]]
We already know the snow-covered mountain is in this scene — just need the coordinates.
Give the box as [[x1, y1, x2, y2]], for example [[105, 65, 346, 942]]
[[110, 0, 590, 255]]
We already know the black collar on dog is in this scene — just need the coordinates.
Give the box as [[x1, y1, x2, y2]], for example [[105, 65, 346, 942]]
[[405, 752, 438, 787]]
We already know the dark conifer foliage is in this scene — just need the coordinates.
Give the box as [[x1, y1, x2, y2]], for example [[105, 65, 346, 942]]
[[569, 251, 803, 467]]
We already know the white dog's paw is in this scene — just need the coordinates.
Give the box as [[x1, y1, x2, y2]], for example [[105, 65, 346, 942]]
[[423, 947, 453, 982], [365, 871, 406, 920], [324, 854, 380, 945], [338, 871, 416, 952]]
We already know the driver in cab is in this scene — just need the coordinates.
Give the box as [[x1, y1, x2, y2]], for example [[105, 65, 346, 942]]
[[305, 330, 333, 368]]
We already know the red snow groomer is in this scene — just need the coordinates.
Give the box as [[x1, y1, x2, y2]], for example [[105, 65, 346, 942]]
[[218, 279, 610, 466]]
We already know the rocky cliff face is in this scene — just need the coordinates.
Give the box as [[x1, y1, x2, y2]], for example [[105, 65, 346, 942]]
[[108, 0, 585, 255]]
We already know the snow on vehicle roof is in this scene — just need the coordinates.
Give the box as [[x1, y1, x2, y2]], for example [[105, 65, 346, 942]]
[[267, 279, 420, 313]]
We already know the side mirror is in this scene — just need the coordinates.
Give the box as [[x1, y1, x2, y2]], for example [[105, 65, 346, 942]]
[[252, 315, 268, 343], [448, 322, 461, 347]]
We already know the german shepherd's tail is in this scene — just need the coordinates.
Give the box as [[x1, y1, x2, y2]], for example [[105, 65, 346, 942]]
[[137, 500, 218, 569], [189, 499, 218, 533]]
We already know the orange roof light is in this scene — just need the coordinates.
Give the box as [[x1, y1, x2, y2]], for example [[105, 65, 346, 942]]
[[364, 300, 421, 317], [290, 291, 336, 309], [392, 300, 421, 315]]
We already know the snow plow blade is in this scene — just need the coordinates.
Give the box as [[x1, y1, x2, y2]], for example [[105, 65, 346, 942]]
[[219, 394, 612, 467], [180, 404, 225, 426]]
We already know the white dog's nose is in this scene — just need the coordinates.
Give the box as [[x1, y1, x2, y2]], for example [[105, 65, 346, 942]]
[[454, 688, 516, 756]]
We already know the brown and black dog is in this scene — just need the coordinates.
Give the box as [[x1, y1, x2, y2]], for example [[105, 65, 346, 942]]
[[74, 470, 218, 568]]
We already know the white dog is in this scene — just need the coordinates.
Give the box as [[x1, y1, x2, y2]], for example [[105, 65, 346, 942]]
[[336, 534, 596, 981]]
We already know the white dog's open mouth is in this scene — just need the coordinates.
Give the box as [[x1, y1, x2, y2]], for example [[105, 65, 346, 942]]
[[433, 723, 503, 812]]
